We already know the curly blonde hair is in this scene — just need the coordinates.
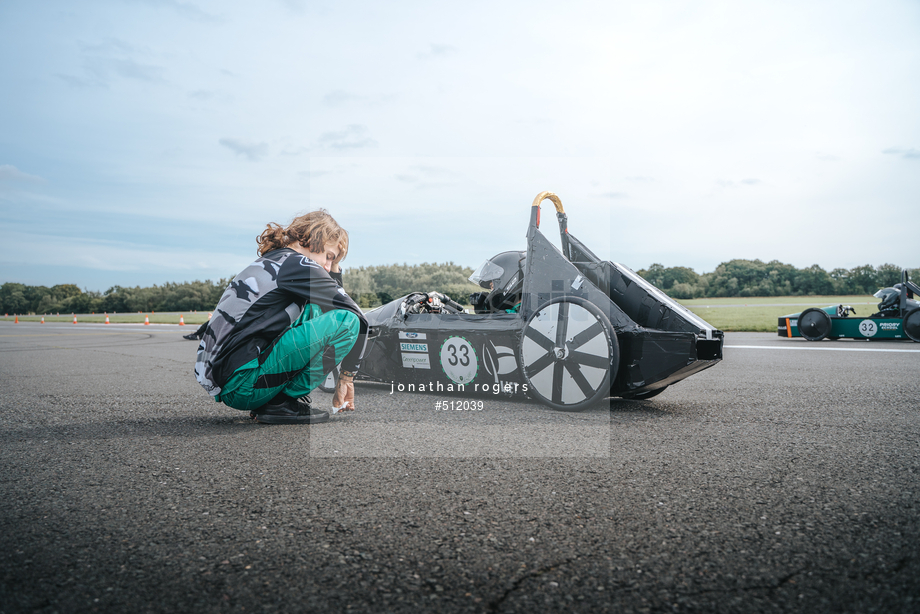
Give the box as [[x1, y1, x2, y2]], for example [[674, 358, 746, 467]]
[[257, 209, 349, 264]]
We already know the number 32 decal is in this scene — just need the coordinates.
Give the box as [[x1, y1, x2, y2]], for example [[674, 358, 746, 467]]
[[859, 320, 877, 337]]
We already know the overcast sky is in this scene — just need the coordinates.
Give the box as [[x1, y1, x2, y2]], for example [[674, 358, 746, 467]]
[[1, 0, 918, 291]]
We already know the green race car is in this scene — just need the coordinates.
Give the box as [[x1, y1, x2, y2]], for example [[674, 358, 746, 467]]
[[778, 270, 920, 342]]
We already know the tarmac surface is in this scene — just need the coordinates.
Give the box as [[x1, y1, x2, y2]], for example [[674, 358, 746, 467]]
[[1, 322, 918, 613]]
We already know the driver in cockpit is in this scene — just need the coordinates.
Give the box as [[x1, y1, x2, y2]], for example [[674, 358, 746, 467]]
[[873, 283, 919, 317], [468, 251, 525, 314]]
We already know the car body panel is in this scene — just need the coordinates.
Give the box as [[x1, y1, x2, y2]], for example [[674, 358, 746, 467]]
[[354, 192, 724, 409], [778, 308, 909, 340], [778, 269, 919, 342]]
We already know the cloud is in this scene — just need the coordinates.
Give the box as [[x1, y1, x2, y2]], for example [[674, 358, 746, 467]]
[[188, 90, 213, 100], [598, 192, 628, 199], [79, 38, 140, 55], [58, 38, 166, 87], [882, 147, 920, 160], [0, 165, 44, 182], [317, 125, 377, 150], [323, 90, 369, 107], [416, 43, 457, 59], [298, 170, 330, 179], [626, 176, 655, 182], [128, 0, 225, 23], [815, 151, 841, 161], [412, 165, 456, 177], [717, 178, 761, 188], [104, 58, 165, 82], [1, 231, 245, 274], [514, 118, 554, 125], [219, 138, 269, 161], [277, 0, 306, 13], [321, 90, 395, 108], [280, 145, 310, 156], [392, 165, 461, 189]]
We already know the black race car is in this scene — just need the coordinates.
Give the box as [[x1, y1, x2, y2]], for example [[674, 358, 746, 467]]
[[337, 192, 723, 411]]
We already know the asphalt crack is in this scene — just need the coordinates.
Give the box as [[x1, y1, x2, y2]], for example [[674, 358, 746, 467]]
[[486, 557, 575, 612]]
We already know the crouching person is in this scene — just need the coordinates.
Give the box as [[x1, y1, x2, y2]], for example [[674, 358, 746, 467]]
[[194, 209, 368, 424]]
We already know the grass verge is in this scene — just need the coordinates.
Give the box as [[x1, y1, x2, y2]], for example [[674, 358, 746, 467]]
[[2, 295, 883, 332], [678, 295, 877, 332]]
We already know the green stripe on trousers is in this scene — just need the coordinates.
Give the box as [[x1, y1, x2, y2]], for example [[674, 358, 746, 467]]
[[218, 305, 360, 411]]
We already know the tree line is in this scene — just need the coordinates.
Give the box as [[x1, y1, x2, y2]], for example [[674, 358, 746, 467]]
[[2, 260, 916, 315], [341, 262, 482, 308], [0, 262, 481, 314], [636, 260, 918, 299], [0, 280, 228, 316]]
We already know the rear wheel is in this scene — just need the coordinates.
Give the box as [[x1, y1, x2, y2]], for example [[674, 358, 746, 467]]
[[517, 296, 618, 411], [904, 307, 920, 342], [798, 308, 832, 341]]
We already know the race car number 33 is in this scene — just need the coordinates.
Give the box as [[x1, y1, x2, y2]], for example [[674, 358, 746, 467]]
[[440, 336, 478, 384]]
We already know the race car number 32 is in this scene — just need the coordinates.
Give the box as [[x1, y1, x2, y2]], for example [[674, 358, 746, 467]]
[[440, 336, 478, 384], [859, 320, 878, 337]]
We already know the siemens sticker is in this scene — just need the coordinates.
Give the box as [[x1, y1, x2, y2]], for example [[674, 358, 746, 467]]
[[400, 342, 429, 352]]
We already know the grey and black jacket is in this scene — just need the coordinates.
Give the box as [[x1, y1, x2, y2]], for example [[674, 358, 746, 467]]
[[194, 248, 368, 397]]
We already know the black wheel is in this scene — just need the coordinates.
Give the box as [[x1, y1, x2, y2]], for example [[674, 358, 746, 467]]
[[798, 308, 831, 341], [517, 296, 618, 411], [904, 307, 920, 342], [623, 386, 668, 400]]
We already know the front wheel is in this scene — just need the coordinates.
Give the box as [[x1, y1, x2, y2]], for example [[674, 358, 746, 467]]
[[517, 296, 618, 411], [798, 308, 832, 341], [904, 307, 920, 342]]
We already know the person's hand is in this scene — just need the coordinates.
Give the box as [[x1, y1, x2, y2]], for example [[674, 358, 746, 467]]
[[332, 374, 355, 412]]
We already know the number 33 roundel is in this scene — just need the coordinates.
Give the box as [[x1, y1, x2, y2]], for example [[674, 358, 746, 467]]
[[440, 336, 478, 384]]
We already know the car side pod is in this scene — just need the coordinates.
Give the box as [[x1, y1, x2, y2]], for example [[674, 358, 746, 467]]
[[521, 192, 723, 402]]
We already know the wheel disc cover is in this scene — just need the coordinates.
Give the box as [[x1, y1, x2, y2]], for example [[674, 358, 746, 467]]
[[799, 309, 831, 340], [520, 301, 611, 406]]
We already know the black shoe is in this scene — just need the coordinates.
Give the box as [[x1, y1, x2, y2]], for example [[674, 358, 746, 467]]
[[182, 333, 199, 340], [253, 396, 328, 425]]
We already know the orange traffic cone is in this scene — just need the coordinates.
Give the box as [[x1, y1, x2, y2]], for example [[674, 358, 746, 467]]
[[41, 317, 45, 324], [144, 316, 150, 325], [73, 315, 78, 324], [105, 314, 110, 324], [179, 314, 185, 326], [208, 312, 212, 320], [14, 315, 18, 323]]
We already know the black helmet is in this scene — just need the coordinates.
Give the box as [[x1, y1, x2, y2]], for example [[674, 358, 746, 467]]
[[873, 287, 900, 312], [469, 251, 525, 311]]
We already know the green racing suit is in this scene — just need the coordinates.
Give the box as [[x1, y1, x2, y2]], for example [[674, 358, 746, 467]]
[[194, 248, 368, 411]]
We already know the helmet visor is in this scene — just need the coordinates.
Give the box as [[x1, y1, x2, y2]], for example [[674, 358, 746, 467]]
[[469, 260, 504, 290]]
